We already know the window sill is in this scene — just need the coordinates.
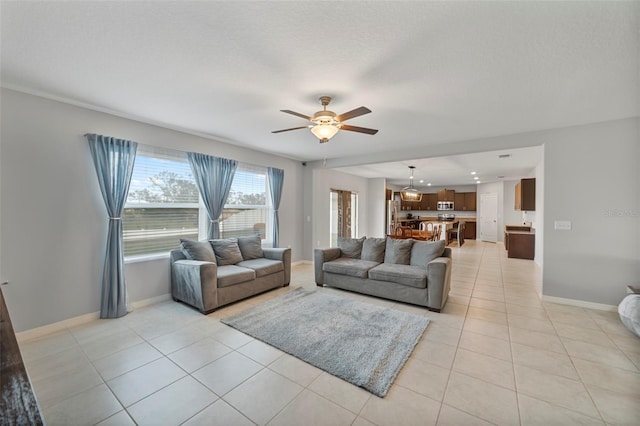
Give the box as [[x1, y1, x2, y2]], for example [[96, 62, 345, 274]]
[[125, 252, 170, 264]]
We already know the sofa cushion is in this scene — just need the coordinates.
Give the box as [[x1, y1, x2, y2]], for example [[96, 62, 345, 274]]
[[210, 238, 244, 265], [216, 265, 256, 288], [337, 237, 365, 259], [368, 263, 428, 289], [237, 235, 264, 260], [322, 258, 380, 279], [180, 239, 216, 262], [361, 238, 386, 263], [410, 240, 446, 268], [237, 258, 284, 278], [383, 238, 414, 265]]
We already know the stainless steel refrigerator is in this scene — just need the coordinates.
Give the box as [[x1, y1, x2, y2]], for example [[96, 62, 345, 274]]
[[387, 200, 401, 235]]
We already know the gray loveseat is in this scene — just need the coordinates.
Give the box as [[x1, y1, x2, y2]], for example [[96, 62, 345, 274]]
[[314, 237, 451, 312], [170, 236, 291, 314]]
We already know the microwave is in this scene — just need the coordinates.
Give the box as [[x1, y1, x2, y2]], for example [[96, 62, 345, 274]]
[[437, 201, 454, 211]]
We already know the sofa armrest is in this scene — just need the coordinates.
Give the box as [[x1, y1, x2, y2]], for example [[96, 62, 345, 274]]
[[314, 248, 342, 285], [427, 256, 452, 311], [263, 248, 292, 285], [171, 260, 218, 312]]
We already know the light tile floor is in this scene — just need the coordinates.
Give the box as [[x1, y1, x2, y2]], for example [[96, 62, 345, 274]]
[[19, 241, 640, 425]]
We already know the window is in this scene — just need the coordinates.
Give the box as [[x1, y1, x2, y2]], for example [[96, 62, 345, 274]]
[[123, 146, 200, 257], [220, 163, 269, 241], [329, 189, 358, 247], [123, 146, 272, 257]]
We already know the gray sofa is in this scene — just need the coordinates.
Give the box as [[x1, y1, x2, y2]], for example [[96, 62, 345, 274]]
[[170, 236, 291, 314], [314, 237, 451, 312]]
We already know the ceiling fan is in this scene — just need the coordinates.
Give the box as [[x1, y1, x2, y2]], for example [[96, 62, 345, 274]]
[[272, 96, 378, 143]]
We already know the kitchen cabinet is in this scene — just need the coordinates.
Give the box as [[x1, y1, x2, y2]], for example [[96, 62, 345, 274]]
[[464, 221, 476, 239], [454, 193, 465, 210], [401, 199, 420, 211], [464, 192, 477, 211], [420, 193, 438, 210], [515, 178, 536, 211], [437, 189, 455, 202], [504, 224, 535, 259], [385, 189, 392, 201], [454, 192, 477, 211]]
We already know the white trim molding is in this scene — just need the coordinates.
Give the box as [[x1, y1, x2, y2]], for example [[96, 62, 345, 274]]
[[16, 293, 172, 343], [542, 295, 617, 312]]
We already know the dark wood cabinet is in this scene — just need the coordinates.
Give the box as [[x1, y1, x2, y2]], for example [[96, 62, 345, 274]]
[[420, 193, 438, 210], [437, 189, 455, 202], [515, 178, 536, 211], [504, 224, 535, 259], [464, 192, 476, 211], [454, 192, 465, 210], [385, 188, 392, 201], [464, 221, 476, 239], [454, 192, 476, 211]]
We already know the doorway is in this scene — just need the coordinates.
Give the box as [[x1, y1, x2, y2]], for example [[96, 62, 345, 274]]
[[330, 189, 358, 247], [480, 192, 498, 242]]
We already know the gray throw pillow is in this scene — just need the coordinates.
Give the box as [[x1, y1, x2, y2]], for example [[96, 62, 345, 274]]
[[180, 238, 216, 262], [210, 238, 244, 265], [337, 236, 366, 259], [410, 240, 446, 268], [361, 238, 386, 263], [383, 238, 414, 265], [237, 235, 264, 260]]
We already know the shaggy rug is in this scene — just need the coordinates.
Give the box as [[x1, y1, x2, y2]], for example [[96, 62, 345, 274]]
[[221, 288, 430, 397]]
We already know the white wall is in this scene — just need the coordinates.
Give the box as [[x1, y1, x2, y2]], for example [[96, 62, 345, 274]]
[[367, 178, 387, 238], [0, 89, 305, 331], [543, 118, 639, 306], [534, 156, 545, 267]]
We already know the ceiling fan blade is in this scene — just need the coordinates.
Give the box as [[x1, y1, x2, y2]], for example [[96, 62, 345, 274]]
[[340, 124, 379, 135], [336, 106, 371, 122], [280, 110, 311, 120], [271, 126, 309, 134]]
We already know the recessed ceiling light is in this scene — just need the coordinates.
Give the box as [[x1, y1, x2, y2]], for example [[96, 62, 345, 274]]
[[476, 181, 481, 184], [419, 179, 424, 183], [427, 183, 432, 186], [470, 171, 477, 175], [473, 176, 479, 180]]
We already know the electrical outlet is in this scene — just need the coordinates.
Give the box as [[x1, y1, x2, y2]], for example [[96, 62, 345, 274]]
[[554, 220, 572, 231]]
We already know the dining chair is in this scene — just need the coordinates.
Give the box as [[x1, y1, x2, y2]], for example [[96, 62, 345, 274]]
[[448, 221, 466, 246]]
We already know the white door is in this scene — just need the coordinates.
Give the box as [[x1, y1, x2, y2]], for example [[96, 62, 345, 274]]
[[480, 193, 498, 242]]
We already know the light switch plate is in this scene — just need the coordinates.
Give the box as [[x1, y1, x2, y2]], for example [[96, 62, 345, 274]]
[[554, 220, 572, 230]]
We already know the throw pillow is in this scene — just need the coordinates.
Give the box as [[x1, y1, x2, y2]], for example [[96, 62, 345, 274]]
[[210, 238, 244, 265], [383, 238, 414, 265], [361, 238, 386, 263], [410, 240, 446, 268], [337, 236, 366, 259], [180, 239, 216, 262], [237, 235, 264, 260]]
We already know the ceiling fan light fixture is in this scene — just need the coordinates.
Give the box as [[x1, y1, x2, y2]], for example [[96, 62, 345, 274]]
[[400, 166, 422, 202], [310, 123, 340, 142]]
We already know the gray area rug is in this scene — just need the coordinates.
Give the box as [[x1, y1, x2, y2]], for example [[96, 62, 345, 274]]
[[221, 288, 430, 397]]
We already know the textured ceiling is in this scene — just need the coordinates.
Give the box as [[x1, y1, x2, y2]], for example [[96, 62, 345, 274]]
[[1, 1, 638, 178]]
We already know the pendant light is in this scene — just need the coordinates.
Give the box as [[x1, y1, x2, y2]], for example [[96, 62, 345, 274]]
[[401, 166, 422, 202]]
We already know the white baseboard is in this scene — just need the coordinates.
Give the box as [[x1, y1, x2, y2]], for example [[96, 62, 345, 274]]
[[130, 293, 171, 309], [542, 295, 617, 312], [17, 293, 172, 343], [16, 311, 100, 343]]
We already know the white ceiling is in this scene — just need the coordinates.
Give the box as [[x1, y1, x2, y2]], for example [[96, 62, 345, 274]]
[[1, 1, 638, 182], [336, 145, 543, 188]]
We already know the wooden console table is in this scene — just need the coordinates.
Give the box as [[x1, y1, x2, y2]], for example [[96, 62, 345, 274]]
[[1, 287, 44, 425], [504, 224, 535, 260]]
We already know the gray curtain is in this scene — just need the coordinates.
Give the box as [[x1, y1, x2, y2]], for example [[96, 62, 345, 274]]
[[187, 153, 238, 239], [86, 134, 138, 319], [267, 167, 284, 247]]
